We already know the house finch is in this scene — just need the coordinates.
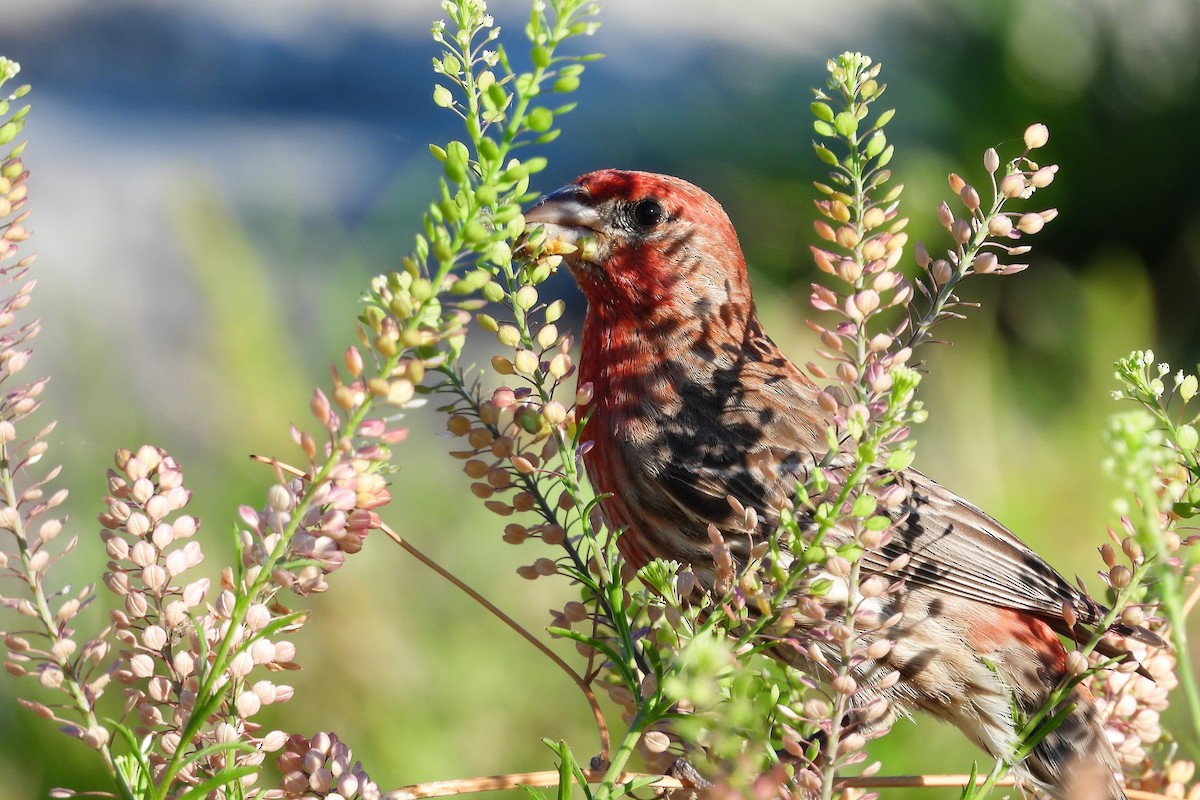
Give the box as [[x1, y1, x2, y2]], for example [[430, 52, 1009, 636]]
[[524, 169, 1160, 799]]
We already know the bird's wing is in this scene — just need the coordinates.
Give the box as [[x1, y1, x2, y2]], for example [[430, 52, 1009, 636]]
[[863, 468, 1105, 627], [860, 468, 1165, 655]]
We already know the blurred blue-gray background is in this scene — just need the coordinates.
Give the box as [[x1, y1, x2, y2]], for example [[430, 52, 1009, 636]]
[[0, 1, 1197, 796]]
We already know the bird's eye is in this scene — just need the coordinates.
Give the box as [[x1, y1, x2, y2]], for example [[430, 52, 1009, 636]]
[[632, 198, 665, 228]]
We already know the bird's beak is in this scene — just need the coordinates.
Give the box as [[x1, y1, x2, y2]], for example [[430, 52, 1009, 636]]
[[523, 184, 603, 263]]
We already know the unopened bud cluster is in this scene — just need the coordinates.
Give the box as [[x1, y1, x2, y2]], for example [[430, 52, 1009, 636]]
[[268, 732, 381, 800], [0, 100, 134, 771], [0, 156, 29, 250], [443, 282, 588, 582], [902, 123, 1058, 362], [918, 125, 1056, 289], [240, 456, 391, 597], [100, 446, 292, 793], [1087, 636, 1177, 773], [808, 53, 914, 420], [1112, 351, 1200, 529]]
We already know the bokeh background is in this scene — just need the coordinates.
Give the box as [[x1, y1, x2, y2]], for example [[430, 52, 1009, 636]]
[[0, 0, 1198, 796]]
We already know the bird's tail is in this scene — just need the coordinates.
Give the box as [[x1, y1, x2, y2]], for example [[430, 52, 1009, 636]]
[[1023, 683, 1125, 800]]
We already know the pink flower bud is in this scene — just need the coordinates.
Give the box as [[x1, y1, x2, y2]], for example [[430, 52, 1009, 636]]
[[972, 253, 999, 274], [913, 240, 931, 268], [142, 625, 167, 650], [999, 174, 1026, 198], [987, 215, 1013, 237], [141, 564, 167, 591], [951, 219, 972, 245], [936, 202, 953, 228], [129, 653, 155, 678], [1016, 213, 1044, 234], [983, 147, 1000, 174], [1024, 123, 1049, 149], [959, 185, 980, 211], [836, 226, 861, 249], [866, 638, 893, 660], [1030, 165, 1057, 188]]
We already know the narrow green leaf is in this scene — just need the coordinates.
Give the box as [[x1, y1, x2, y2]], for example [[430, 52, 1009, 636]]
[[176, 767, 260, 800]]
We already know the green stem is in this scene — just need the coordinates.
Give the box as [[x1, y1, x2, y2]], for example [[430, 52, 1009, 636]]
[[903, 156, 1024, 359], [1152, 551, 1200, 756], [595, 707, 653, 800], [818, 558, 863, 800]]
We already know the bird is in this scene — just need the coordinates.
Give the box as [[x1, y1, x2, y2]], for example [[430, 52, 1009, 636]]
[[522, 169, 1159, 799]]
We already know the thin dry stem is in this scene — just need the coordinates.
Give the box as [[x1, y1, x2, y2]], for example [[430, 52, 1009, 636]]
[[384, 770, 683, 800], [838, 773, 1015, 789], [376, 520, 610, 759]]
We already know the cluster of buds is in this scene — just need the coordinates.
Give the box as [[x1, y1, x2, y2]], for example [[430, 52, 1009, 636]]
[[101, 446, 293, 792], [773, 571, 902, 794], [0, 58, 30, 262], [919, 126, 1056, 281], [446, 379, 586, 566], [269, 732, 381, 800], [805, 64, 1064, 795], [0, 89, 136, 779], [444, 285, 590, 570], [1112, 350, 1200, 529], [0, 155, 28, 256], [1088, 635, 1177, 770], [1095, 516, 1158, 600], [808, 54, 914, 418], [240, 452, 391, 596], [907, 123, 1058, 354], [1133, 758, 1200, 800], [1, 469, 93, 743], [1101, 350, 1200, 797]]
